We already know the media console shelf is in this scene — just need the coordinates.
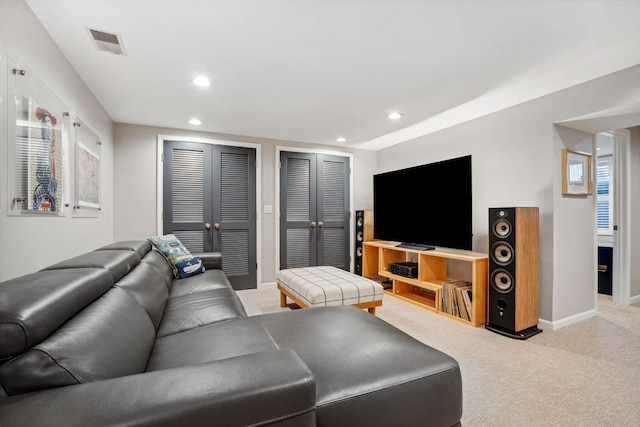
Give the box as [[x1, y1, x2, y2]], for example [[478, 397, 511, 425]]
[[362, 241, 488, 327]]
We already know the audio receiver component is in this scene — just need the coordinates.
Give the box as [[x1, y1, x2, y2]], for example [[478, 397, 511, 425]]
[[388, 262, 418, 278]]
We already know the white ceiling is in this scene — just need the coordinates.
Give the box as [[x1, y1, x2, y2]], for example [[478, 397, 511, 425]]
[[25, 0, 640, 150]]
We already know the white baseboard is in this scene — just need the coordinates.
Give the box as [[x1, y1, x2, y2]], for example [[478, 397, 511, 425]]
[[630, 294, 640, 305], [537, 319, 553, 330], [537, 309, 597, 331], [259, 281, 277, 289]]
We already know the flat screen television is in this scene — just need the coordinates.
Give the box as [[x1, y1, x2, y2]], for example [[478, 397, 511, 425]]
[[373, 155, 472, 251]]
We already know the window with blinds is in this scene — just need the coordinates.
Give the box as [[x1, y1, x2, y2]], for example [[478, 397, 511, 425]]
[[597, 157, 613, 235]]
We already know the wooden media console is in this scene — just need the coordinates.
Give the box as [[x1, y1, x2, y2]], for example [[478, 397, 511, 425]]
[[362, 241, 488, 327]]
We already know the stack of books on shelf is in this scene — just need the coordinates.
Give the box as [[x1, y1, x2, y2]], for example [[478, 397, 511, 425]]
[[441, 280, 473, 321]]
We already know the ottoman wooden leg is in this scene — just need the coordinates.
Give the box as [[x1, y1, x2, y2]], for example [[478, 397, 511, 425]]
[[279, 288, 287, 307], [280, 291, 287, 307], [368, 307, 376, 315]]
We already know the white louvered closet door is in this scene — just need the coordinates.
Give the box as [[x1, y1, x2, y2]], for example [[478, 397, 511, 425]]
[[279, 151, 350, 270], [163, 140, 257, 289]]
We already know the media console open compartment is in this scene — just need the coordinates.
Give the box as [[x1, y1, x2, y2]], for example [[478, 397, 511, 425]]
[[393, 280, 440, 311], [363, 241, 488, 327]]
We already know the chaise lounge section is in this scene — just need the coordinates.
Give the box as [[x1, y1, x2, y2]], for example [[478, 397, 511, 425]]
[[0, 240, 462, 426]]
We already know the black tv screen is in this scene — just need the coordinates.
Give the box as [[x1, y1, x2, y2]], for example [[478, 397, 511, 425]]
[[373, 155, 472, 250]]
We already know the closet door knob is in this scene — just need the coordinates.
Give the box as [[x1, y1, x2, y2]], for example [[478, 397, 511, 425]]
[[318, 221, 324, 228], [310, 222, 316, 229], [204, 223, 211, 230]]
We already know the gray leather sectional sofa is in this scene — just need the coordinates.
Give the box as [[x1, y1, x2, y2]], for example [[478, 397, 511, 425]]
[[0, 240, 463, 426]]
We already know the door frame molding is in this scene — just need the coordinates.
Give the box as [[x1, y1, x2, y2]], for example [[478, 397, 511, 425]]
[[275, 146, 354, 273], [157, 135, 262, 287], [611, 129, 631, 305]]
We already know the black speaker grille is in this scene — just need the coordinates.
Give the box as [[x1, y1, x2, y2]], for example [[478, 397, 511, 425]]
[[354, 210, 365, 276]]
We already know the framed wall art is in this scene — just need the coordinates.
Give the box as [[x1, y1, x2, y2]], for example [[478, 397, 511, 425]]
[[73, 119, 101, 215], [10, 58, 68, 215], [562, 148, 593, 196]]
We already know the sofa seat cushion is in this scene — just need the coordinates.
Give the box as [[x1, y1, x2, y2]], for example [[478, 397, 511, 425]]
[[147, 318, 278, 372], [0, 287, 156, 395], [0, 268, 113, 359], [156, 288, 247, 338], [169, 269, 233, 298], [255, 306, 463, 427]]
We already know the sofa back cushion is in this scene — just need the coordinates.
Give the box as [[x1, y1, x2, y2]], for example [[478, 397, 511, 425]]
[[42, 250, 142, 282], [114, 262, 170, 331], [141, 250, 175, 291], [0, 287, 156, 395], [96, 240, 152, 258], [0, 268, 113, 360]]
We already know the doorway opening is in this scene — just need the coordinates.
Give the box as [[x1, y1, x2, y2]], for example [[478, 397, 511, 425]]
[[595, 129, 631, 307]]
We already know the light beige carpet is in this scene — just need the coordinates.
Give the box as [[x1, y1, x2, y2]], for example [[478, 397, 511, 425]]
[[237, 288, 640, 427]]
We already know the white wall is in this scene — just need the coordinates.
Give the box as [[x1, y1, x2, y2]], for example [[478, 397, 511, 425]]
[[0, 0, 114, 281], [375, 65, 640, 326], [113, 123, 376, 285], [553, 126, 596, 322]]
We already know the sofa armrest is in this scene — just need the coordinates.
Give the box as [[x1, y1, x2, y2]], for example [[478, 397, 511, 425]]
[[192, 251, 223, 270], [0, 349, 316, 427]]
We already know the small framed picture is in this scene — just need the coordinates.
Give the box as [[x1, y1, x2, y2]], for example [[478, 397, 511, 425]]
[[562, 149, 592, 195]]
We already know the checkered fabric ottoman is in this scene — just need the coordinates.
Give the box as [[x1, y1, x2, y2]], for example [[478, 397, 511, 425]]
[[275, 266, 384, 315]]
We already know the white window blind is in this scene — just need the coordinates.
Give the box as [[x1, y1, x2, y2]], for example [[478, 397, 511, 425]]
[[597, 157, 613, 235]]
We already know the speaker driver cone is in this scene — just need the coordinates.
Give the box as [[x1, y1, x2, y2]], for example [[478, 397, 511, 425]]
[[491, 242, 513, 265], [493, 219, 512, 238], [490, 269, 514, 293]]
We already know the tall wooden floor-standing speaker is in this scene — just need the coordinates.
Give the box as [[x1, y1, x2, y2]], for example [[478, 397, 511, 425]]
[[354, 210, 373, 276], [486, 207, 542, 339]]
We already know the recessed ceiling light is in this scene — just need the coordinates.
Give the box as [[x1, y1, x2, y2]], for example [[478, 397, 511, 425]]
[[193, 76, 210, 87], [388, 112, 403, 120], [336, 137, 346, 143], [189, 118, 202, 125]]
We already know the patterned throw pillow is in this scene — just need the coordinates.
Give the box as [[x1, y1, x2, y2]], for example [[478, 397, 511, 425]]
[[146, 234, 205, 279], [174, 257, 205, 279]]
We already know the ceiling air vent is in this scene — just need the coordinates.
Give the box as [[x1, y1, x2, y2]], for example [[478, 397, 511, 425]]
[[88, 28, 126, 56]]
